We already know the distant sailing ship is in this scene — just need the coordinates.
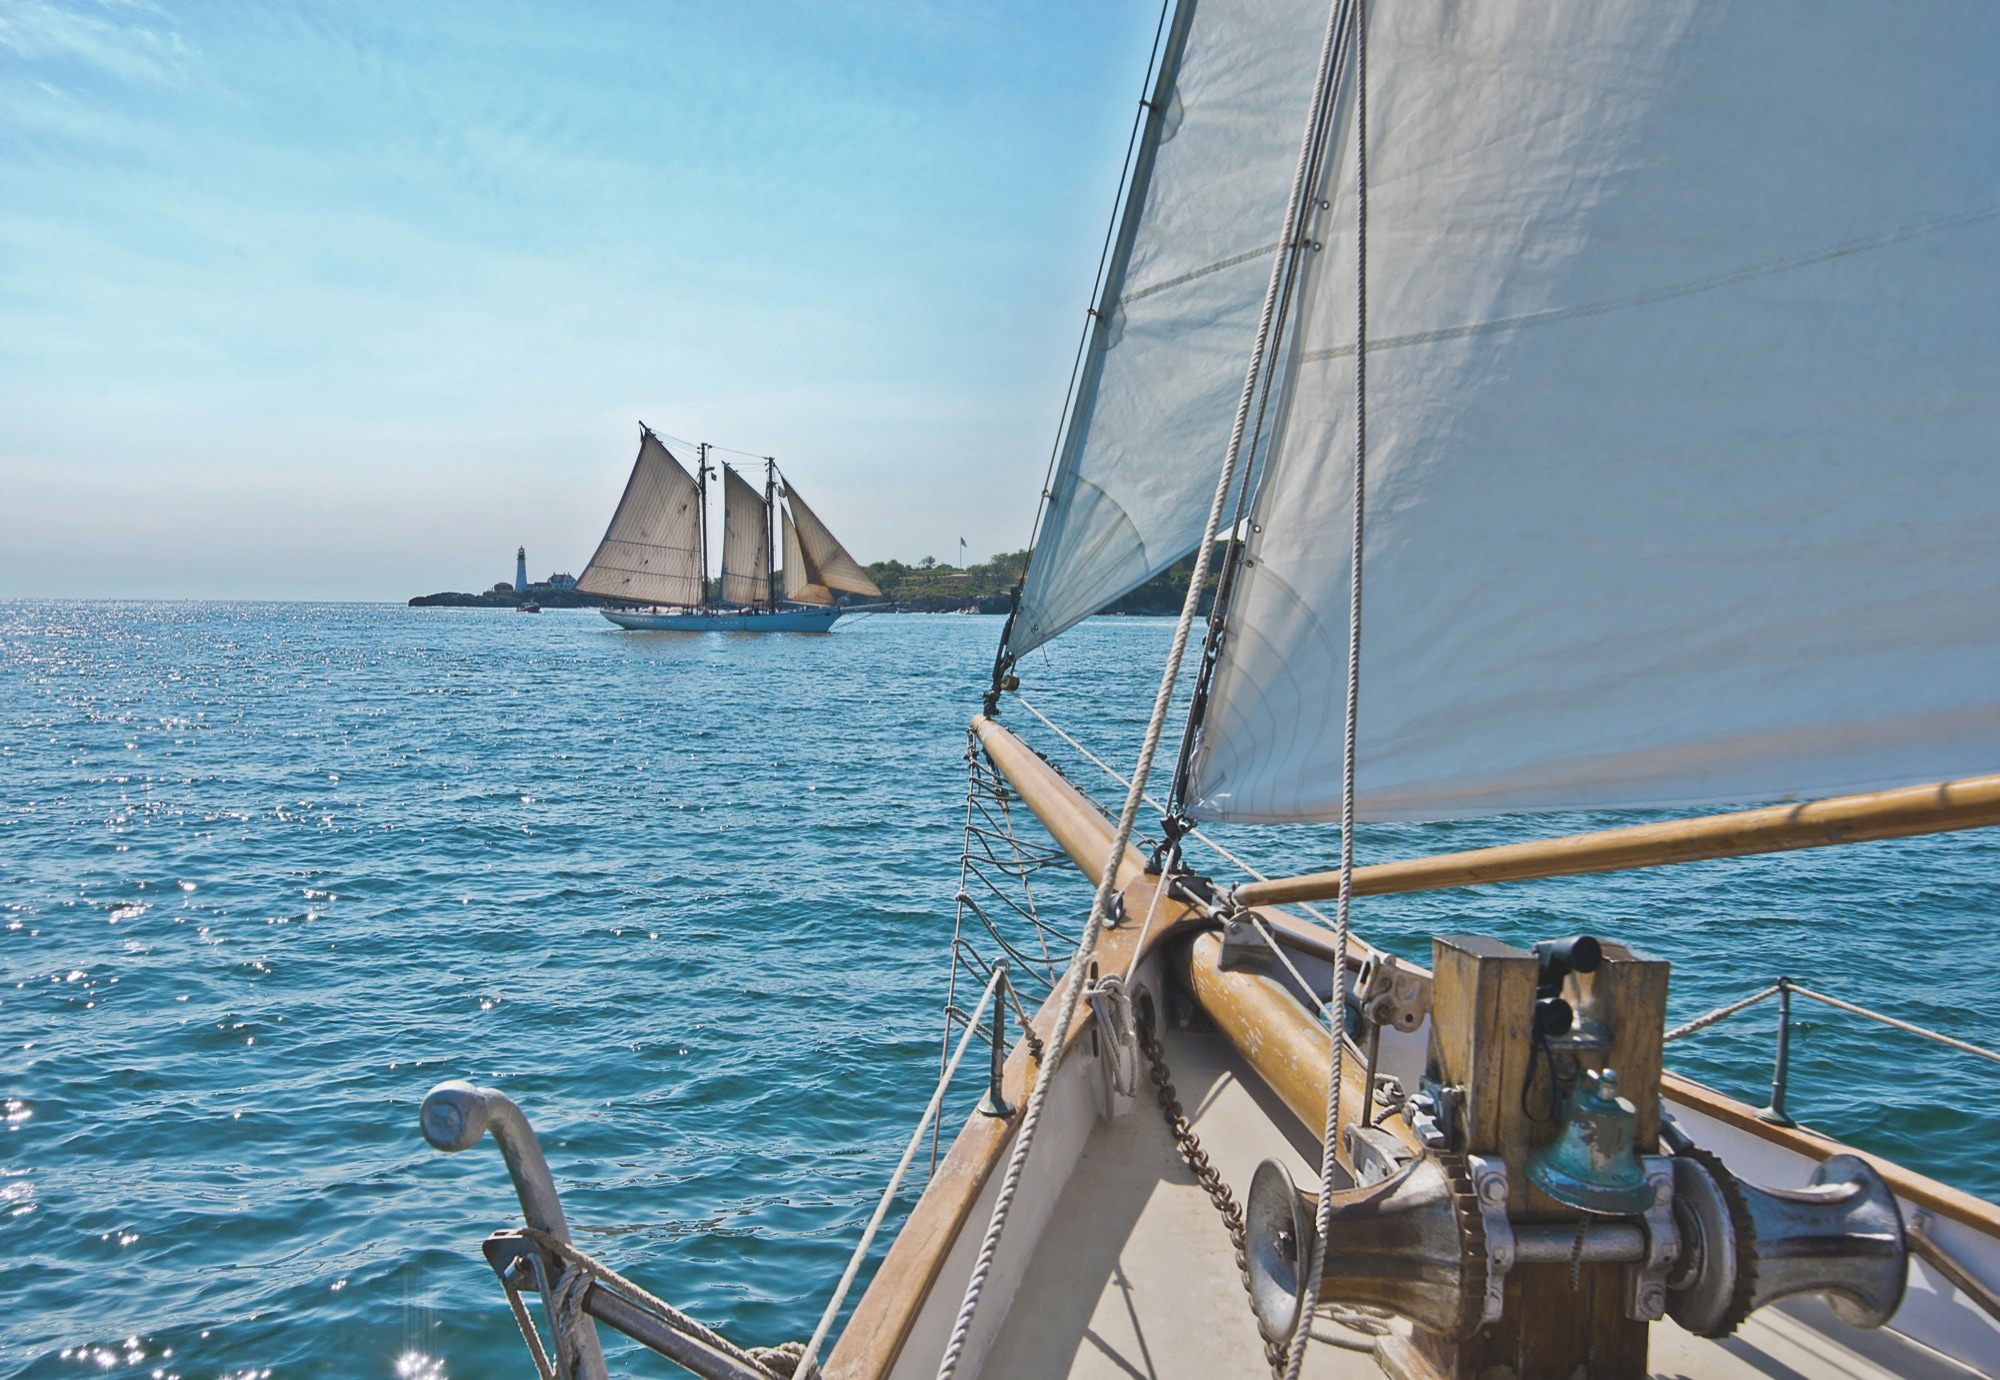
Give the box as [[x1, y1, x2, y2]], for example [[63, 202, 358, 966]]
[[577, 424, 882, 632]]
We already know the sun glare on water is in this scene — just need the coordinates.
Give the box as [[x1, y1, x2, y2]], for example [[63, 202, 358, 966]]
[[394, 1352, 445, 1380]]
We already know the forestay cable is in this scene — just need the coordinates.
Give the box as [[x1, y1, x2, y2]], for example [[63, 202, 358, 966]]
[[934, 1, 1357, 1371]]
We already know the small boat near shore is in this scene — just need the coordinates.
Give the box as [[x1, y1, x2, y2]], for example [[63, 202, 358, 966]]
[[577, 425, 881, 633]]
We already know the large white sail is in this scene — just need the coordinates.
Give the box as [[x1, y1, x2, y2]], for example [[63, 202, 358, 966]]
[[783, 484, 880, 597], [1186, 0, 2000, 823], [576, 432, 706, 608], [719, 465, 771, 607], [780, 508, 835, 605], [1006, 0, 1338, 660]]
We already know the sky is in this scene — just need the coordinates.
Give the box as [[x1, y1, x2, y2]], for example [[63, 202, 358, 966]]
[[0, 0, 1165, 599]]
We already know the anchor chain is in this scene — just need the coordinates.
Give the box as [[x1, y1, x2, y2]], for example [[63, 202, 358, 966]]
[[1135, 1010, 1287, 1377]]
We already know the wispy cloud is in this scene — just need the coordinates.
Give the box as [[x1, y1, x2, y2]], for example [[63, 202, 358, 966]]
[[0, 1, 1162, 597], [0, 0, 192, 88]]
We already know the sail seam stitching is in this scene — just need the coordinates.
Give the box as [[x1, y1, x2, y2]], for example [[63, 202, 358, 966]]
[[1300, 204, 2000, 361], [1121, 241, 1282, 306]]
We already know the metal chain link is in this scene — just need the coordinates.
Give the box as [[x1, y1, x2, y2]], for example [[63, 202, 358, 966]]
[[1136, 1013, 1287, 1378]]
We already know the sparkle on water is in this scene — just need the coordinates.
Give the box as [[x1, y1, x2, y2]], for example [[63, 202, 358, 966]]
[[2, 601, 1995, 1376]]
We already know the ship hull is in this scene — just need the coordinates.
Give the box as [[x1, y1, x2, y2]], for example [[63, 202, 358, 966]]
[[599, 606, 845, 633]]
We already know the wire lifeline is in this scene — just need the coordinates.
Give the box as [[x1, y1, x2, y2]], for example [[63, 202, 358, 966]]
[[1007, 692, 1347, 1026], [1665, 980, 2000, 1064], [1284, 0, 1367, 1373], [937, 745, 1074, 1167], [934, 0, 1358, 1369], [794, 966, 1008, 1380]]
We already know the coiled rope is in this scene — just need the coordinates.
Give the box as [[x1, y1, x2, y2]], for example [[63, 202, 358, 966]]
[[1284, 1, 1368, 1375], [931, 4, 1354, 1368]]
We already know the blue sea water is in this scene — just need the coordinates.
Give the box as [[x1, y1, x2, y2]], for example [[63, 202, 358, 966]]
[[3, 602, 1995, 1379]]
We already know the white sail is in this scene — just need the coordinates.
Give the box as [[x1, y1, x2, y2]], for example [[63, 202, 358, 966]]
[[780, 508, 835, 605], [576, 432, 706, 608], [783, 484, 880, 597], [1006, 0, 1338, 660], [719, 465, 771, 607], [1186, 0, 2000, 823]]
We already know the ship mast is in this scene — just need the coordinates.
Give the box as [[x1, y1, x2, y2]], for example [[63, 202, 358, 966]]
[[696, 441, 712, 611], [765, 457, 779, 610]]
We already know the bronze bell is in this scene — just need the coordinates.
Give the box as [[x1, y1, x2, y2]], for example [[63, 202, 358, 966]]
[[1526, 1067, 1657, 1216]]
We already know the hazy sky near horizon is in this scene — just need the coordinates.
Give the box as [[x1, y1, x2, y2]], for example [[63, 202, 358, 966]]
[[1, 0, 1164, 599]]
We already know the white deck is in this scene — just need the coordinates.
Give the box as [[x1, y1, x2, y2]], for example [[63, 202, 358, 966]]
[[980, 1023, 1986, 1380]]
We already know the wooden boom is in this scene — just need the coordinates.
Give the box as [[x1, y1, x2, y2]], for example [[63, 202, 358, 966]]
[[1232, 772, 2000, 908]]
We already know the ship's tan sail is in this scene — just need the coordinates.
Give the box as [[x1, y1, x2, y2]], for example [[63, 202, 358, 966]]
[[782, 483, 881, 597], [575, 432, 706, 607], [719, 465, 771, 607], [1005, 0, 1335, 659], [1165, 0, 2000, 824], [780, 508, 835, 605]]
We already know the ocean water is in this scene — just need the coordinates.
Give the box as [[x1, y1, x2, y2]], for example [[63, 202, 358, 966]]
[[3, 602, 1995, 1379]]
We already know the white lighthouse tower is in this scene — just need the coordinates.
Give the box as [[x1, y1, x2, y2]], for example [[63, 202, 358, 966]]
[[515, 546, 528, 593]]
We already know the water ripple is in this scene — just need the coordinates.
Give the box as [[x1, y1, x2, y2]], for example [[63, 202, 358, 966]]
[[1, 601, 1994, 1377]]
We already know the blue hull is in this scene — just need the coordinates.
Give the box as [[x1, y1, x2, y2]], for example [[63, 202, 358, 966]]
[[599, 606, 845, 633]]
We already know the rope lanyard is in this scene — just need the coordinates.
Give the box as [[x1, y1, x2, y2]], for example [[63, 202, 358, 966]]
[[794, 966, 1007, 1379], [933, 0, 1359, 1373], [1283, 0, 1368, 1374]]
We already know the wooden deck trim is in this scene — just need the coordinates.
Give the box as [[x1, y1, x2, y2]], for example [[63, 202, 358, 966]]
[[824, 719, 1205, 1380], [831, 715, 1998, 1379], [1185, 946, 2000, 1239], [1660, 1071, 2000, 1235]]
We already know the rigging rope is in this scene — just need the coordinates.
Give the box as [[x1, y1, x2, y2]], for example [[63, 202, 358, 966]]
[[1285, 0, 1368, 1373], [935, 0, 1357, 1368], [794, 967, 1007, 1379], [1010, 689, 1347, 941], [521, 1227, 779, 1379]]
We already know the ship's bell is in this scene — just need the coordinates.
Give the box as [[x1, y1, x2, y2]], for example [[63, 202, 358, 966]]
[[1244, 1155, 1486, 1344], [1526, 1067, 1657, 1216]]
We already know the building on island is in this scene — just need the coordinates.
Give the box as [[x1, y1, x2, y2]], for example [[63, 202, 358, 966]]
[[545, 572, 577, 590]]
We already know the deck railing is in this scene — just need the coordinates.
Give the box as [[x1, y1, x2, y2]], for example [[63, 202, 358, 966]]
[[1663, 977, 2000, 1127]]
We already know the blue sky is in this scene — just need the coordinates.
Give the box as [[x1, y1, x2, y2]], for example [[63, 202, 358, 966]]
[[0, 0, 1163, 598]]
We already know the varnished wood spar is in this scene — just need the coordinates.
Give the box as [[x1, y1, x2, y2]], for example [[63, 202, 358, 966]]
[[971, 714, 1149, 892], [826, 722, 1202, 1380], [831, 717, 1391, 1379], [1234, 772, 2000, 907], [1180, 927, 2000, 1240], [1175, 930, 1415, 1178], [972, 715, 1374, 963]]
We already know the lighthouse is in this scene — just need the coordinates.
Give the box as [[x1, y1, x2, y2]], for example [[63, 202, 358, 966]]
[[515, 546, 528, 592]]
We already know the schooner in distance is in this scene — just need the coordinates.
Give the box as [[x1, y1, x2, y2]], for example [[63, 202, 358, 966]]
[[578, 424, 882, 632]]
